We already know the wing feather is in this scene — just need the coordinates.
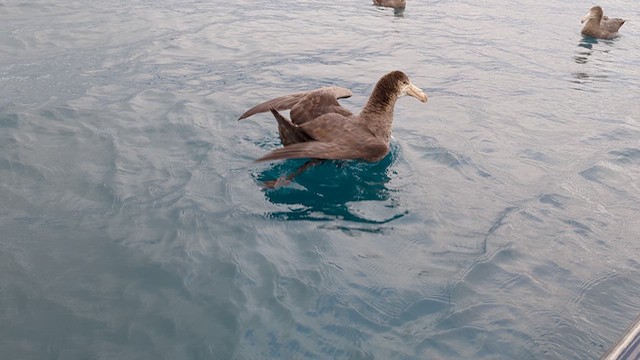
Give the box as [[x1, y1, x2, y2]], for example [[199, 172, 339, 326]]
[[269, 108, 312, 146], [299, 114, 373, 145], [255, 139, 388, 162], [601, 18, 625, 33], [238, 86, 352, 120], [289, 89, 354, 125], [238, 92, 306, 120]]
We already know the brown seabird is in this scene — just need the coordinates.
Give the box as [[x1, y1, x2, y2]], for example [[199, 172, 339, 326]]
[[372, 0, 406, 9], [581, 6, 625, 39], [239, 71, 428, 186]]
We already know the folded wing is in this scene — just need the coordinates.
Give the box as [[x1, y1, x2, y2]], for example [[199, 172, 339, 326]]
[[256, 114, 389, 162], [256, 139, 388, 162], [601, 18, 625, 33]]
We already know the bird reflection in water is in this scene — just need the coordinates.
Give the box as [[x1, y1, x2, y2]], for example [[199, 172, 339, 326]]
[[254, 143, 406, 224], [573, 37, 597, 65], [392, 7, 405, 17], [570, 37, 610, 87]]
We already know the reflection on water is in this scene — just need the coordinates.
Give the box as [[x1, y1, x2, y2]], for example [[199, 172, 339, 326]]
[[255, 145, 403, 223], [573, 37, 598, 64], [570, 38, 612, 87], [580, 36, 599, 47], [372, 4, 405, 17], [573, 44, 592, 65]]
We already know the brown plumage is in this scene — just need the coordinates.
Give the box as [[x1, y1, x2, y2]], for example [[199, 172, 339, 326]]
[[372, 0, 406, 9], [239, 86, 352, 146], [581, 6, 625, 39], [239, 71, 427, 163]]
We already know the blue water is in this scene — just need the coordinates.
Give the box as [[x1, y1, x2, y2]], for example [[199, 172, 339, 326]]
[[1, 0, 639, 359]]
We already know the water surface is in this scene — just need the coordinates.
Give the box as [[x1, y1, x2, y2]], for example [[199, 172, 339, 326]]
[[1, 0, 640, 359]]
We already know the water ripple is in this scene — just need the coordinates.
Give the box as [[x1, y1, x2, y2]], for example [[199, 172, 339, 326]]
[[1, 0, 640, 359]]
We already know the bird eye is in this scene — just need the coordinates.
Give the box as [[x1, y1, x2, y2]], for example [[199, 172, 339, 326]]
[[402, 80, 409, 85]]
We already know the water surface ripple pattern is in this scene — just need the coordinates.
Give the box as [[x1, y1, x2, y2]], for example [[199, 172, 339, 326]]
[[1, 0, 639, 359]]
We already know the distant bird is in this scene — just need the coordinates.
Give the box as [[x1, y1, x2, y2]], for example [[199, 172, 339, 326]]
[[581, 6, 625, 39], [238, 71, 428, 187], [372, 0, 406, 10]]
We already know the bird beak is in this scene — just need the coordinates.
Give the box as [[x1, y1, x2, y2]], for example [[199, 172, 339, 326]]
[[406, 82, 428, 103], [581, 11, 591, 24]]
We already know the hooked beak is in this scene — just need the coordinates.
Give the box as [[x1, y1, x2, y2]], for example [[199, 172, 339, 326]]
[[406, 82, 428, 103], [581, 11, 592, 24]]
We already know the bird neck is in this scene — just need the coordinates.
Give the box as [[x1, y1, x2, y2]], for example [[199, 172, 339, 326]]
[[585, 17, 600, 28], [360, 88, 398, 143], [582, 17, 605, 38], [586, 11, 602, 26]]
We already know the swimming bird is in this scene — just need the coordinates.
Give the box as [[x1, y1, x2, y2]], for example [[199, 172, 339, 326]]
[[581, 6, 625, 39], [372, 0, 406, 9], [238, 71, 428, 186]]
